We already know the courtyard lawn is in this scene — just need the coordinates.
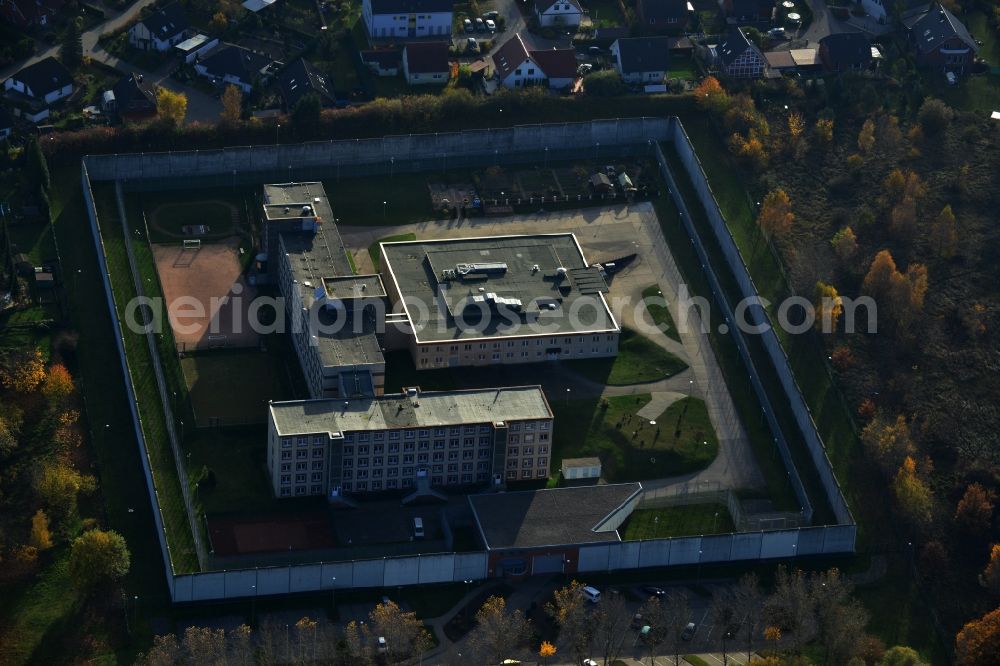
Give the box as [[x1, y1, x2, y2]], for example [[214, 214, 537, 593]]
[[569, 327, 687, 385], [368, 232, 416, 270], [181, 349, 291, 427], [324, 175, 437, 226], [550, 394, 719, 483], [622, 504, 735, 540], [641, 283, 682, 342]]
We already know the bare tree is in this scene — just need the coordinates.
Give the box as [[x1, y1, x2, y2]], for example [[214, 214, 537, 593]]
[[711, 586, 739, 664], [640, 589, 690, 666], [181, 626, 227, 665], [467, 595, 532, 664], [546, 581, 593, 665], [765, 566, 816, 653], [228, 624, 254, 666], [343, 620, 374, 665], [138, 634, 181, 666], [732, 573, 765, 663], [811, 568, 869, 665], [591, 592, 632, 666]]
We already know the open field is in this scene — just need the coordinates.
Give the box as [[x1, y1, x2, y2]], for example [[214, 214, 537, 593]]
[[181, 350, 289, 427], [623, 505, 735, 540]]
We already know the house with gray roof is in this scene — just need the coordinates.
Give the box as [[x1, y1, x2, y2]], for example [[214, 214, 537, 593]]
[[717, 26, 766, 78], [611, 36, 673, 84], [362, 0, 453, 39], [128, 3, 189, 51], [904, 3, 978, 74]]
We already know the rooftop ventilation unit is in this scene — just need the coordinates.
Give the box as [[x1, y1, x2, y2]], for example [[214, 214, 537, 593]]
[[456, 262, 508, 276]]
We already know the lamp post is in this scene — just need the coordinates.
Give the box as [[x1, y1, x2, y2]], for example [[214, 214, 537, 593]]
[[330, 576, 337, 616], [134, 595, 139, 628], [275, 123, 280, 145], [250, 584, 256, 625], [383, 201, 387, 220]]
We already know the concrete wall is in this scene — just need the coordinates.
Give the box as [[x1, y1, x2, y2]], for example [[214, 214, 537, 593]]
[[82, 118, 673, 187], [81, 163, 177, 598], [664, 119, 853, 527]]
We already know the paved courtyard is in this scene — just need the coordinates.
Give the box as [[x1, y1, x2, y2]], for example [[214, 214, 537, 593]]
[[339, 202, 765, 493]]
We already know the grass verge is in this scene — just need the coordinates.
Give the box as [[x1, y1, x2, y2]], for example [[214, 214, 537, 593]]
[[368, 232, 417, 270], [641, 283, 682, 342], [623, 505, 735, 540]]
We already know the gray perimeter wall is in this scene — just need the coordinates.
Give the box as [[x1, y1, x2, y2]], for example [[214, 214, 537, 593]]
[[665, 118, 853, 527], [82, 118, 854, 604]]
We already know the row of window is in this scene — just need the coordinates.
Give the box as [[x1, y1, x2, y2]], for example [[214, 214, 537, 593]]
[[279, 484, 324, 497], [507, 469, 549, 480], [342, 471, 490, 492], [507, 457, 549, 470], [508, 445, 549, 457], [280, 472, 324, 485], [344, 461, 487, 479], [343, 449, 489, 467], [280, 460, 325, 472], [423, 335, 615, 353], [345, 424, 491, 442]]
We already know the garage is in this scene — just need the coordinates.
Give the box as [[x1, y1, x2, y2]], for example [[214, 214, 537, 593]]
[[531, 554, 565, 575]]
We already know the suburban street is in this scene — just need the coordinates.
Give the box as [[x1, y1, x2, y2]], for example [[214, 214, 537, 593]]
[[0, 0, 223, 122]]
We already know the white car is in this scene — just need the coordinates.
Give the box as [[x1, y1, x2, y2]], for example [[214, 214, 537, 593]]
[[485, 18, 496, 31], [463, 18, 473, 32], [768, 27, 785, 38], [577, 63, 593, 75]]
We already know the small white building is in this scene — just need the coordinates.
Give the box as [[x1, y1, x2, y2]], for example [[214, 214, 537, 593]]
[[128, 3, 189, 52], [562, 457, 602, 480], [536, 0, 582, 28], [362, 0, 454, 39], [174, 34, 218, 64]]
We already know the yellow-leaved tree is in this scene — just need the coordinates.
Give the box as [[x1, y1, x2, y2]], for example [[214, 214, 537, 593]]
[[157, 88, 188, 127]]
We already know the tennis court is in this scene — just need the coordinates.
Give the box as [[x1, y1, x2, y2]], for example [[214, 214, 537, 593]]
[[208, 511, 336, 556]]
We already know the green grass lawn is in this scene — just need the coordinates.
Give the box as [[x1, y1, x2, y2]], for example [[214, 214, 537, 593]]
[[623, 505, 735, 540], [684, 656, 712, 666], [368, 232, 416, 270], [551, 394, 718, 483], [324, 175, 437, 226], [669, 56, 696, 81], [181, 349, 289, 427], [147, 201, 236, 239], [91, 183, 200, 574], [585, 0, 626, 27], [641, 283, 682, 342], [7, 219, 57, 263], [570, 327, 687, 385]]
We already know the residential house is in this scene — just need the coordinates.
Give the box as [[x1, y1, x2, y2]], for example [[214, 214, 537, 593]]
[[717, 26, 766, 78], [128, 3, 189, 52], [492, 35, 576, 89], [362, 0, 453, 39], [818, 32, 872, 72], [361, 49, 402, 76], [0, 0, 64, 29], [861, 0, 927, 26], [2, 56, 74, 123], [535, 0, 582, 28], [402, 42, 451, 85], [194, 44, 273, 93], [107, 72, 158, 122], [175, 34, 219, 64], [722, 0, 773, 25], [904, 3, 978, 74], [635, 0, 692, 33], [611, 36, 672, 84], [279, 59, 336, 111]]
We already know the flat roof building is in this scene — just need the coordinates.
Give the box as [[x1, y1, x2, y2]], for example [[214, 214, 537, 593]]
[[263, 182, 386, 399], [267, 386, 554, 498], [379, 234, 620, 369]]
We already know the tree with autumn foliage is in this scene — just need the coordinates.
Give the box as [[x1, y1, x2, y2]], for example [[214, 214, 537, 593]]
[[29, 509, 52, 551], [757, 189, 794, 240], [880, 645, 930, 665], [220, 84, 243, 125], [862, 250, 928, 332], [892, 456, 934, 526], [815, 118, 834, 143], [41, 362, 74, 406], [546, 581, 592, 664], [981, 545, 1000, 594], [694, 76, 730, 115], [830, 226, 858, 263], [0, 348, 46, 392], [69, 528, 130, 590], [539, 641, 557, 664], [955, 606, 1000, 665], [467, 595, 532, 664], [156, 88, 188, 127], [930, 204, 958, 258], [368, 599, 431, 663], [860, 413, 914, 478], [857, 118, 875, 154], [956, 483, 996, 536], [814, 281, 843, 332]]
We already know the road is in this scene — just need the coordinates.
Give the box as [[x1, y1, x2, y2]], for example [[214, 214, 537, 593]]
[[0, 0, 222, 123]]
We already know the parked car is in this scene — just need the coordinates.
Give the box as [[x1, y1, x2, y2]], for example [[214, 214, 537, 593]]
[[767, 27, 785, 38], [681, 622, 697, 641], [485, 18, 496, 31], [582, 586, 601, 603], [577, 63, 593, 75], [467, 37, 480, 52], [475, 17, 485, 31], [642, 585, 666, 597], [463, 18, 473, 32], [582, 660, 599, 666], [377, 636, 388, 653], [483, 10, 499, 19]]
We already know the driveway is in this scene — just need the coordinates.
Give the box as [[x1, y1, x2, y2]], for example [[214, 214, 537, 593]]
[[799, 0, 852, 45], [0, 0, 222, 124]]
